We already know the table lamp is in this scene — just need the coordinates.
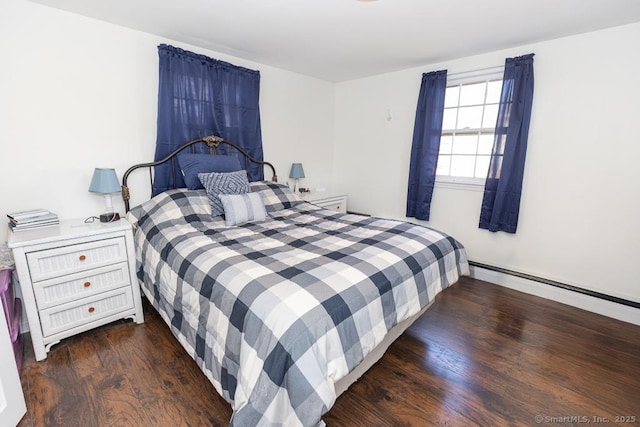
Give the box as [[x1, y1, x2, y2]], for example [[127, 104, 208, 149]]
[[89, 168, 121, 222], [289, 163, 305, 193]]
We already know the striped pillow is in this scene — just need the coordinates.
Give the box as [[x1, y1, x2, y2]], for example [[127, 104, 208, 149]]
[[219, 192, 268, 226]]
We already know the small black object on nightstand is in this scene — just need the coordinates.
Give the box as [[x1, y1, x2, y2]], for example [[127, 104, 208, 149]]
[[99, 212, 120, 223]]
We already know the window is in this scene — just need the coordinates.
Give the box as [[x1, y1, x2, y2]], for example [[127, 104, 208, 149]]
[[436, 77, 502, 185]]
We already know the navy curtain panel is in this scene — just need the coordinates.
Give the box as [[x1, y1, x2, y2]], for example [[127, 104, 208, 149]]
[[479, 54, 535, 233], [153, 44, 264, 195], [406, 70, 447, 221]]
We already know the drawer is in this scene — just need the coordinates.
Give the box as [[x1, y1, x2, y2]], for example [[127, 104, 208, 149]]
[[321, 201, 344, 212], [33, 262, 131, 309], [27, 237, 127, 282], [40, 287, 134, 337], [314, 199, 345, 212]]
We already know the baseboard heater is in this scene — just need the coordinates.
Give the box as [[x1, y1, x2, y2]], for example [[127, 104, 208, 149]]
[[468, 260, 640, 309]]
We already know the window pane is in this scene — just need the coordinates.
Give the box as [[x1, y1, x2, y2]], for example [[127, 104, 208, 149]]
[[483, 104, 499, 128], [475, 155, 491, 178], [459, 82, 486, 106], [478, 134, 494, 154], [486, 80, 502, 103], [452, 134, 477, 154], [442, 108, 457, 130], [436, 155, 451, 176], [439, 78, 504, 183], [456, 106, 483, 129], [450, 155, 475, 177], [439, 135, 453, 154], [444, 86, 460, 108]]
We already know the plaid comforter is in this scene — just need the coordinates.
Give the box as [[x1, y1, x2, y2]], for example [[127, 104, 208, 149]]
[[128, 189, 469, 426]]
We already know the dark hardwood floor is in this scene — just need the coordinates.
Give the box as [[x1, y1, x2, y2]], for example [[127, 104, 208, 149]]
[[16, 277, 640, 426]]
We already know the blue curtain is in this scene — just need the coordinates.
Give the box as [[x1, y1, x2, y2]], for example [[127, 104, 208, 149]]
[[153, 44, 263, 195], [406, 70, 447, 221], [479, 54, 535, 233]]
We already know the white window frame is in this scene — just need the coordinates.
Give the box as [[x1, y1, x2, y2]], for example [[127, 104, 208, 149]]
[[436, 66, 504, 190]]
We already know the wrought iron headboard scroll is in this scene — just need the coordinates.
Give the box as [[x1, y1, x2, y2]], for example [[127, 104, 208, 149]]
[[121, 135, 278, 212]]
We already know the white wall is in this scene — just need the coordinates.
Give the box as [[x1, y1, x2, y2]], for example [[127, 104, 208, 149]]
[[334, 23, 640, 303], [2, 0, 638, 307], [0, 0, 335, 243]]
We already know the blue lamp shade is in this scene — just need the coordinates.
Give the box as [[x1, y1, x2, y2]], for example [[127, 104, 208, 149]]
[[89, 168, 120, 194], [289, 163, 305, 179], [89, 168, 120, 214]]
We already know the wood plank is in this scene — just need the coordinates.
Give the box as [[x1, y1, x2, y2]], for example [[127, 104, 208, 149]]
[[23, 343, 96, 427], [16, 277, 640, 426], [67, 325, 156, 426], [144, 303, 234, 426]]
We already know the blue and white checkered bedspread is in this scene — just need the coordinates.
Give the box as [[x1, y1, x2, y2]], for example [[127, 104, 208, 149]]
[[128, 189, 469, 426]]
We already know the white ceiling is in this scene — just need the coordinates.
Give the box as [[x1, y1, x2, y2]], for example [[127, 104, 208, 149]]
[[29, 0, 640, 82]]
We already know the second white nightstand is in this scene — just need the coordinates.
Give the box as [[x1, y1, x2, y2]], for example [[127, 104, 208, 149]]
[[8, 218, 144, 361], [301, 192, 348, 213]]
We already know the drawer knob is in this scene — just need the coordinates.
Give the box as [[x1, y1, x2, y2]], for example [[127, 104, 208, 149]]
[[88, 306, 95, 313], [79, 255, 87, 261], [84, 282, 91, 288]]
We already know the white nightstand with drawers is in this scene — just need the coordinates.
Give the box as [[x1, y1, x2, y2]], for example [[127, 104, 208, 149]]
[[8, 218, 144, 361], [301, 192, 348, 213]]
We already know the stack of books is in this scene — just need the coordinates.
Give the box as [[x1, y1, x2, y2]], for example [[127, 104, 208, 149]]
[[7, 209, 60, 232]]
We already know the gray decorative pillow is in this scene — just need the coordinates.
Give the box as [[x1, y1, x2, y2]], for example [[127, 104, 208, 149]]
[[198, 170, 250, 216], [219, 192, 268, 226]]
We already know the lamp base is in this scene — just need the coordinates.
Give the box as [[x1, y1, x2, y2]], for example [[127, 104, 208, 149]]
[[100, 212, 120, 223]]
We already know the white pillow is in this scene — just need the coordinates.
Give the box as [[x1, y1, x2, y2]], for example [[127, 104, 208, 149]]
[[219, 192, 268, 226]]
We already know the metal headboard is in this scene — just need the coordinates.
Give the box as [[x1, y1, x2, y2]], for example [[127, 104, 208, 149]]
[[121, 135, 278, 212]]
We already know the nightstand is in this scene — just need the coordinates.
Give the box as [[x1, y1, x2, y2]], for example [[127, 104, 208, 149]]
[[301, 192, 348, 213], [8, 218, 144, 361]]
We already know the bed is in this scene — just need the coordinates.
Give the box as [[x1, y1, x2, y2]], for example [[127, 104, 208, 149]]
[[122, 135, 469, 426]]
